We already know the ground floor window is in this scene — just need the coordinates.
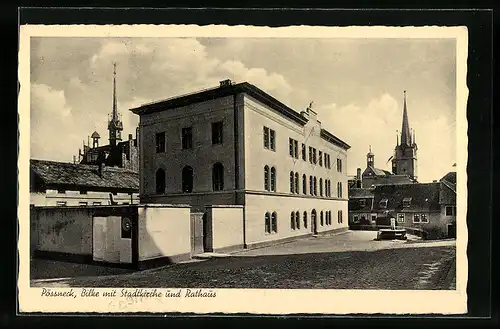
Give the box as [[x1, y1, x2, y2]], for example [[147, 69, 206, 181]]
[[445, 206, 456, 216], [338, 210, 343, 224], [397, 213, 405, 223], [295, 211, 300, 229], [320, 211, 324, 226], [371, 214, 377, 222], [421, 214, 429, 223], [290, 212, 296, 230], [413, 214, 420, 223], [303, 211, 308, 228], [265, 212, 271, 233], [353, 215, 359, 223], [271, 212, 278, 233]]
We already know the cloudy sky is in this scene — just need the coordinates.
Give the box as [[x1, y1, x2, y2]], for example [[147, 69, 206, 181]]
[[30, 36, 456, 182]]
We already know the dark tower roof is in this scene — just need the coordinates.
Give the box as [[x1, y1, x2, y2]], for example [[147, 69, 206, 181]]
[[91, 131, 100, 138], [400, 90, 412, 146]]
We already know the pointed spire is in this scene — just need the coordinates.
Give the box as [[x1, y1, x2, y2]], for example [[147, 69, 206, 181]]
[[400, 90, 411, 146], [413, 130, 416, 144], [112, 62, 118, 121], [396, 130, 399, 146]]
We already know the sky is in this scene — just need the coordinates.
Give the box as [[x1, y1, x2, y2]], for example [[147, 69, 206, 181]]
[[30, 36, 457, 182]]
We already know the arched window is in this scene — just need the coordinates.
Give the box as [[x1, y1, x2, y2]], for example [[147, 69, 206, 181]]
[[271, 211, 278, 233], [264, 165, 270, 191], [294, 172, 299, 194], [182, 166, 193, 193], [265, 212, 271, 233], [319, 178, 323, 196], [313, 177, 317, 196], [338, 182, 343, 198], [270, 167, 277, 192], [320, 211, 324, 226], [155, 168, 165, 194], [295, 211, 300, 229], [303, 211, 308, 228], [302, 174, 307, 194], [290, 211, 295, 230], [290, 171, 294, 193], [327, 180, 331, 197], [326, 211, 330, 225], [309, 175, 313, 195], [212, 162, 224, 191]]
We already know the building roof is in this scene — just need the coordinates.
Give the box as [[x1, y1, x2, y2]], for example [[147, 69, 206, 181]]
[[91, 131, 100, 138], [349, 188, 375, 198], [371, 183, 442, 212], [30, 159, 139, 192], [130, 81, 350, 151]]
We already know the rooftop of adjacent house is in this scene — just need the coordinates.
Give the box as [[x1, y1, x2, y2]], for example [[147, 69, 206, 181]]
[[129, 80, 350, 151], [349, 188, 375, 199], [30, 159, 139, 192], [371, 182, 447, 211]]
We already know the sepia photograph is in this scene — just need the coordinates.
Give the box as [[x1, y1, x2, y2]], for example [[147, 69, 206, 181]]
[[18, 24, 468, 314]]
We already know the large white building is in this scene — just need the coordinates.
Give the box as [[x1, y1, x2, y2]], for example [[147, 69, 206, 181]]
[[131, 80, 351, 249]]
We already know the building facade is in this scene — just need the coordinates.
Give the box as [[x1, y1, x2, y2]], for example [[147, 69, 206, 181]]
[[348, 172, 457, 239], [131, 80, 351, 249], [30, 159, 139, 206]]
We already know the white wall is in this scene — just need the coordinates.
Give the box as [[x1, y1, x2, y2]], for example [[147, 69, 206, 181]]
[[210, 206, 244, 250], [137, 206, 191, 261], [31, 190, 139, 207]]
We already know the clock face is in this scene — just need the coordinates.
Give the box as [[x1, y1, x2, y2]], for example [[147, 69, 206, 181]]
[[122, 217, 132, 231]]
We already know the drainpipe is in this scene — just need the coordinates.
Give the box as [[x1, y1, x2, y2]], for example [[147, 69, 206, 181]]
[[233, 91, 246, 248]]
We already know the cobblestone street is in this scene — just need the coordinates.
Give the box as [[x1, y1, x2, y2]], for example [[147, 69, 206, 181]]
[[32, 231, 456, 290]]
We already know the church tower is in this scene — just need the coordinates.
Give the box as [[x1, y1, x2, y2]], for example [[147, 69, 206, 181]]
[[391, 90, 418, 181], [108, 63, 123, 148]]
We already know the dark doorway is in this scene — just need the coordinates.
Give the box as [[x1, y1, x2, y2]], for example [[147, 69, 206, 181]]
[[311, 209, 318, 235], [202, 213, 212, 252], [190, 213, 204, 255], [182, 166, 193, 193], [447, 223, 456, 238]]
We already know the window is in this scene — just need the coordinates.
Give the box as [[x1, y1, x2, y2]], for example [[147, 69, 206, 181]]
[[445, 206, 456, 216], [270, 129, 276, 151], [182, 127, 193, 150], [294, 140, 298, 158], [263, 127, 270, 149], [313, 177, 317, 196], [270, 167, 277, 192], [79, 201, 88, 206], [301, 144, 306, 161], [421, 214, 429, 223], [265, 212, 271, 233], [319, 151, 323, 166], [303, 211, 308, 228], [80, 190, 87, 195], [294, 172, 299, 194], [324, 153, 328, 168], [295, 211, 300, 229], [359, 199, 366, 207], [291, 212, 296, 230], [155, 168, 166, 194], [320, 211, 324, 226], [211, 121, 224, 145], [338, 210, 343, 224], [290, 171, 294, 193], [319, 178, 323, 196], [371, 214, 377, 222], [302, 174, 307, 194], [264, 127, 276, 151], [337, 158, 342, 173], [289, 138, 294, 157], [56, 201, 67, 206], [337, 182, 343, 198], [122, 202, 129, 205], [325, 211, 329, 225], [397, 213, 405, 223], [325, 179, 329, 197], [413, 214, 421, 223], [271, 212, 278, 233], [93, 202, 102, 205], [308, 146, 313, 163], [353, 215, 359, 223], [379, 198, 388, 209], [212, 162, 224, 191], [57, 189, 66, 194], [156, 132, 166, 153], [313, 148, 317, 164], [182, 166, 193, 193], [403, 197, 412, 208], [309, 175, 313, 195], [264, 166, 270, 191]]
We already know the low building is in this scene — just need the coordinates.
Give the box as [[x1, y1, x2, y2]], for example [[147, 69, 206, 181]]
[[348, 172, 457, 239], [130, 79, 351, 250], [30, 159, 139, 206]]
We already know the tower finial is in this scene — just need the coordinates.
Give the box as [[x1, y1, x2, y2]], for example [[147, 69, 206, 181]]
[[400, 90, 411, 146], [369, 145, 371, 152], [112, 62, 117, 121]]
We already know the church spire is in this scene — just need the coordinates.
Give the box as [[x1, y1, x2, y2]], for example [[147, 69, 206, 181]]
[[400, 90, 411, 146], [112, 62, 118, 121], [108, 62, 123, 148]]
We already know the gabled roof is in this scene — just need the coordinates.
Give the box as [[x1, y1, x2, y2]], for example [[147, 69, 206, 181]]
[[349, 188, 375, 199], [371, 183, 442, 212], [441, 172, 456, 184], [363, 166, 393, 177], [129, 81, 350, 151], [30, 159, 139, 192]]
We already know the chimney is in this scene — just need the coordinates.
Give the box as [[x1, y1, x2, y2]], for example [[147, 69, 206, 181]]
[[356, 168, 363, 188], [128, 133, 133, 141], [219, 79, 233, 87], [98, 162, 105, 177]]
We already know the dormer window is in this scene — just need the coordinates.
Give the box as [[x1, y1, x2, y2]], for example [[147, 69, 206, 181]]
[[403, 197, 412, 208], [379, 198, 388, 209], [359, 199, 366, 207]]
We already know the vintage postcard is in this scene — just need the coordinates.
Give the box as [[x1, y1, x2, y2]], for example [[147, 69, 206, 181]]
[[18, 24, 468, 314]]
